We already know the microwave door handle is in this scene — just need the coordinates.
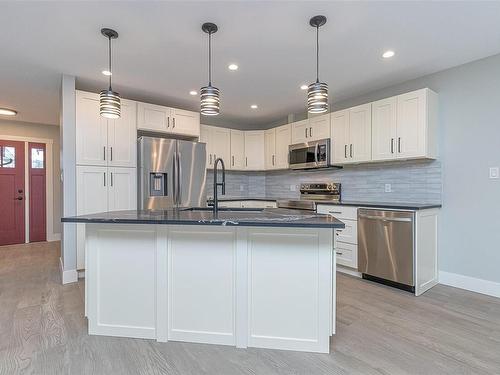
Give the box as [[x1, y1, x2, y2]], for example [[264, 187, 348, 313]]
[[314, 143, 319, 164]]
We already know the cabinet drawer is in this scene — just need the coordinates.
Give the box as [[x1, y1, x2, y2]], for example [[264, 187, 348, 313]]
[[335, 219, 357, 245], [334, 242, 357, 269], [317, 205, 358, 220]]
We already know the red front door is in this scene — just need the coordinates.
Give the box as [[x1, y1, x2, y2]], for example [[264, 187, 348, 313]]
[[29, 143, 46, 242], [0, 140, 25, 245]]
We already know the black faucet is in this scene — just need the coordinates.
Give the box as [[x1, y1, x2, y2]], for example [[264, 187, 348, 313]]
[[213, 158, 226, 214]]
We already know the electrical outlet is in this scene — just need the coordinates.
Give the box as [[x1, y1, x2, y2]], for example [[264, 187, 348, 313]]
[[290, 184, 296, 192], [385, 184, 392, 193], [490, 167, 499, 179]]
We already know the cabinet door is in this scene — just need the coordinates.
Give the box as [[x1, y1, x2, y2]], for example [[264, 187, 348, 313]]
[[200, 125, 212, 169], [170, 108, 200, 137], [308, 114, 330, 141], [349, 103, 372, 163], [372, 97, 397, 161], [137, 102, 169, 132], [230, 130, 245, 170], [274, 124, 291, 169], [330, 110, 350, 164], [107, 99, 137, 168], [108, 167, 137, 211], [244, 131, 265, 170], [291, 120, 309, 144], [76, 165, 108, 214], [264, 129, 276, 169], [76, 91, 107, 166], [211, 127, 231, 168], [396, 89, 427, 158]]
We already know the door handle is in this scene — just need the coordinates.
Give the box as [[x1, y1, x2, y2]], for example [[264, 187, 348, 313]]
[[358, 214, 412, 223], [314, 143, 319, 164], [398, 137, 401, 153], [350, 144, 353, 158], [177, 152, 182, 205], [14, 196, 23, 201], [391, 138, 394, 154]]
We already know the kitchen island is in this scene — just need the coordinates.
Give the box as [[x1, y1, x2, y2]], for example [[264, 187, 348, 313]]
[[63, 208, 344, 353]]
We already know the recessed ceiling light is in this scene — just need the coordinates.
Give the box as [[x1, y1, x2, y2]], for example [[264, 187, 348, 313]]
[[300, 84, 308, 90], [102, 70, 112, 76], [250, 104, 258, 109], [228, 63, 238, 71], [382, 50, 395, 59], [189, 90, 198, 96], [0, 108, 17, 116]]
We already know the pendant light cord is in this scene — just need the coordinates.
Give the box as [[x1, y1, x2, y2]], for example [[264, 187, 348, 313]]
[[316, 25, 319, 83], [108, 36, 112, 90], [208, 32, 212, 86]]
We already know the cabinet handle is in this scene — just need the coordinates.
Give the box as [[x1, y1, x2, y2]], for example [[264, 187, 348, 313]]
[[272, 155, 275, 166], [309, 127, 312, 138], [391, 138, 394, 154], [110, 172, 113, 186], [329, 211, 342, 214], [103, 172, 106, 186], [350, 144, 353, 158], [232, 155, 234, 166], [344, 144, 347, 158], [246, 157, 248, 167], [305, 128, 308, 139], [103, 146, 106, 161], [167, 117, 170, 128], [110, 146, 113, 161], [173, 118, 175, 128], [209, 154, 212, 165], [398, 137, 401, 153], [336, 251, 343, 255]]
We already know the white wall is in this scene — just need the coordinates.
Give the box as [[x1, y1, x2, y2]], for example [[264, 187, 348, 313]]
[[329, 53, 500, 284]]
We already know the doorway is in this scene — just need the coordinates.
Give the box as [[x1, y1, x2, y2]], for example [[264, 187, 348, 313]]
[[0, 138, 50, 246]]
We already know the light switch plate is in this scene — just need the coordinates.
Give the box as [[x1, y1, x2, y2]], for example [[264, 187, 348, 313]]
[[490, 167, 499, 179], [290, 184, 296, 192], [385, 183, 392, 193]]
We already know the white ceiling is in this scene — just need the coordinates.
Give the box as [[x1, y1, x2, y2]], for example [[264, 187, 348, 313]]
[[1, 1, 500, 128]]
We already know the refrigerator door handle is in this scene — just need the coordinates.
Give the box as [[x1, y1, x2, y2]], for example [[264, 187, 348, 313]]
[[172, 151, 177, 205], [177, 151, 182, 206]]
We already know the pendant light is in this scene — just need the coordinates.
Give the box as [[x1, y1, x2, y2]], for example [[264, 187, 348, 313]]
[[99, 28, 121, 119], [200, 23, 220, 116], [307, 16, 328, 114]]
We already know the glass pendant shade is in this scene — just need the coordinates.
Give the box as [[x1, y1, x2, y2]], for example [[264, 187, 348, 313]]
[[100, 28, 121, 119], [307, 81, 328, 113], [200, 85, 220, 116], [100, 89, 121, 119]]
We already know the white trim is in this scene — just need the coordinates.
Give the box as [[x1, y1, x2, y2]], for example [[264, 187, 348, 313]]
[[439, 271, 500, 298], [60, 257, 78, 284], [0, 134, 56, 242], [337, 265, 362, 278]]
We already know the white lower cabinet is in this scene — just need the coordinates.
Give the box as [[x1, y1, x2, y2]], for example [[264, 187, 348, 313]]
[[76, 166, 137, 270]]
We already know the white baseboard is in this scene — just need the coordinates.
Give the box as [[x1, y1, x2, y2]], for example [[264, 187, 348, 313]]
[[48, 233, 61, 242], [439, 271, 500, 298], [60, 257, 78, 284], [337, 266, 362, 278]]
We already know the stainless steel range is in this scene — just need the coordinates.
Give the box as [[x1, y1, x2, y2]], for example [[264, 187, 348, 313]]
[[277, 182, 341, 211]]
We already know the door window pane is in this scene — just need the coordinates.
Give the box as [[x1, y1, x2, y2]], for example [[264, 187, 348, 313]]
[[1, 146, 15, 168], [31, 148, 44, 168]]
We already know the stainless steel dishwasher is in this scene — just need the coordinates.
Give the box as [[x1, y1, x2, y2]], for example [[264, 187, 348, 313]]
[[358, 209, 415, 292]]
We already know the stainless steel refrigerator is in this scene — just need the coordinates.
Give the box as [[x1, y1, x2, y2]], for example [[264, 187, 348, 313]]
[[138, 136, 207, 209]]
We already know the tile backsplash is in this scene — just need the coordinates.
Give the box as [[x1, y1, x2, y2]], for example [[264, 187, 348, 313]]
[[206, 159, 442, 204]]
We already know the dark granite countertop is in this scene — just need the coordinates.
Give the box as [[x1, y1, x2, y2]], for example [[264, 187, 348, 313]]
[[61, 208, 345, 229]]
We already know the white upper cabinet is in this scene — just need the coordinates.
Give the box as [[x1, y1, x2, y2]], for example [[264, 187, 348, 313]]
[[308, 113, 331, 141], [331, 109, 350, 164], [200, 125, 230, 169], [331, 104, 371, 164], [76, 91, 136, 168], [274, 124, 291, 169], [169, 108, 200, 137], [264, 129, 276, 169], [372, 88, 438, 161], [137, 102, 200, 137], [107, 99, 137, 167], [244, 131, 265, 170], [349, 104, 372, 163], [291, 120, 309, 144], [372, 97, 397, 161], [230, 130, 245, 170], [76, 91, 108, 166]]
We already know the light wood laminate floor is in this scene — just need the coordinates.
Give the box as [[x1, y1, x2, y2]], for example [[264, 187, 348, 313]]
[[1, 241, 499, 375]]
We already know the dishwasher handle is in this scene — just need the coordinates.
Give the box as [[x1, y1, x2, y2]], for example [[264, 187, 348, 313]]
[[358, 214, 412, 223]]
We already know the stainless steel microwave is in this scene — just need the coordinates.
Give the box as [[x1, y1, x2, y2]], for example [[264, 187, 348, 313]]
[[288, 139, 330, 170]]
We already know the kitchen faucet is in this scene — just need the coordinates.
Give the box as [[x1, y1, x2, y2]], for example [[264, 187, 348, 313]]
[[212, 158, 226, 214]]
